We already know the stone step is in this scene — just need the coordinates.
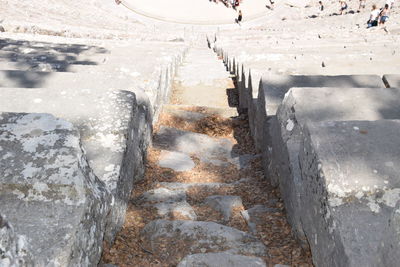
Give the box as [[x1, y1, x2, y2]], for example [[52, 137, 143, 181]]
[[272, 86, 400, 247], [257, 74, 385, 117], [141, 220, 268, 264], [157, 178, 250, 191], [172, 47, 237, 112], [0, 60, 175, 120], [163, 104, 237, 118], [154, 125, 257, 169], [0, 42, 105, 67], [153, 201, 197, 220], [158, 150, 196, 172], [0, 69, 133, 89], [153, 126, 236, 167], [0, 87, 149, 242], [177, 252, 267, 267], [0, 37, 106, 55], [383, 74, 400, 88], [204, 195, 243, 222], [137, 188, 187, 204], [0, 38, 187, 74], [253, 74, 386, 151], [300, 120, 400, 267], [162, 106, 208, 123], [241, 204, 281, 234], [0, 61, 106, 72], [0, 112, 110, 266], [136, 188, 197, 220]]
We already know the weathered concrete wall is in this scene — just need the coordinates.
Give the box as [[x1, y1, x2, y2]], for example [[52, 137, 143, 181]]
[[300, 120, 400, 267], [0, 112, 111, 266]]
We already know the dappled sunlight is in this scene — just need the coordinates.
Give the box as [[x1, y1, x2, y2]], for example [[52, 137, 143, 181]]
[[103, 96, 312, 266]]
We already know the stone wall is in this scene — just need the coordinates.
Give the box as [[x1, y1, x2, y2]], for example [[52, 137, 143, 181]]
[[0, 37, 188, 266], [212, 35, 400, 266]]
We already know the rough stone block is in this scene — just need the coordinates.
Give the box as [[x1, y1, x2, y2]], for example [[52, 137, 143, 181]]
[[204, 195, 243, 221], [141, 220, 267, 264], [0, 38, 188, 122], [158, 151, 195, 172], [0, 87, 148, 242], [273, 86, 400, 246], [0, 215, 33, 266], [0, 70, 163, 121], [0, 112, 110, 266], [178, 252, 267, 267], [383, 74, 400, 88], [0, 70, 132, 89], [256, 74, 384, 154], [138, 188, 187, 204], [154, 126, 238, 167], [299, 120, 400, 267]]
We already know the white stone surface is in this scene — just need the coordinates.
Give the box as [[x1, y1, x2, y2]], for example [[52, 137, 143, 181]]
[[141, 220, 268, 263], [0, 112, 111, 266], [178, 252, 267, 267], [158, 151, 195, 172], [205, 195, 243, 221]]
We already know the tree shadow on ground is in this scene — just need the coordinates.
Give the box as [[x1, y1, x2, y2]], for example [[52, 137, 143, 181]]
[[0, 38, 108, 87]]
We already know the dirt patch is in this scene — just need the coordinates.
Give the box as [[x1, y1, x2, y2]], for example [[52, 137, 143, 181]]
[[157, 112, 233, 137]]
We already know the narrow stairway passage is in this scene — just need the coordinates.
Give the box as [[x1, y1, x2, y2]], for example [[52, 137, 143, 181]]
[[101, 46, 312, 266]]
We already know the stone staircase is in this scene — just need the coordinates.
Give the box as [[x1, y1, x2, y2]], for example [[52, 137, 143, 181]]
[[0, 35, 188, 265], [1, 2, 400, 266], [102, 46, 311, 266], [206, 14, 400, 267]]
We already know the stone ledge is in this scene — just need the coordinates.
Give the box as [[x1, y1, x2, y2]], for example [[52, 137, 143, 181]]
[[300, 120, 400, 267], [383, 74, 400, 88], [0, 112, 111, 266], [272, 86, 400, 247], [0, 88, 147, 243]]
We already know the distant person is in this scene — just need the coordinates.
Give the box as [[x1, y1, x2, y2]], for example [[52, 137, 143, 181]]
[[235, 0, 240, 8], [379, 4, 390, 24], [358, 0, 366, 11], [236, 10, 243, 25], [339, 0, 348, 14], [367, 4, 380, 28], [115, 0, 121, 4], [267, 0, 275, 10], [319, 1, 324, 11]]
